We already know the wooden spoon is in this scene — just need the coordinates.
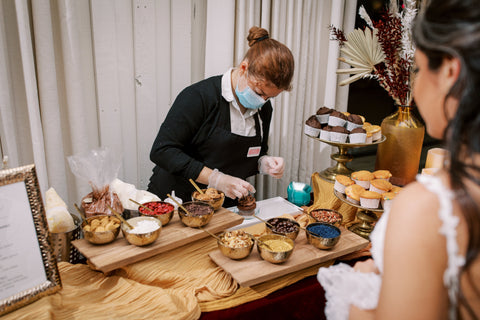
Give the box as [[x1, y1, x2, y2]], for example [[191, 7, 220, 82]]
[[129, 198, 154, 213], [256, 238, 274, 251], [253, 214, 275, 229], [189, 178, 204, 194], [198, 226, 223, 242], [106, 204, 134, 229], [166, 194, 190, 215]]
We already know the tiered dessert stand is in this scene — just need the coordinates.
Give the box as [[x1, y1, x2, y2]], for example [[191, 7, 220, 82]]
[[306, 134, 386, 182], [333, 189, 383, 239]]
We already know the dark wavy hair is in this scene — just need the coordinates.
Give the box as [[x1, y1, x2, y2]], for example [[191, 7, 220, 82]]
[[413, 0, 480, 317]]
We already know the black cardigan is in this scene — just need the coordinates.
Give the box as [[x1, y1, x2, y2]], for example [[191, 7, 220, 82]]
[[149, 75, 273, 182]]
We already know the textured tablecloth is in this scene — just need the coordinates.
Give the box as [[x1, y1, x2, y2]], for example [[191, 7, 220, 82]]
[[2, 173, 367, 320]]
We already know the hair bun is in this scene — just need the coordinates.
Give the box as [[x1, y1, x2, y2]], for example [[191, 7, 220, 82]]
[[247, 26, 270, 47]]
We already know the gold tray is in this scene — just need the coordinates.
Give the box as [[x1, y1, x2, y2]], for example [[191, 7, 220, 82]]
[[333, 189, 384, 213], [333, 189, 383, 240], [306, 133, 386, 182]]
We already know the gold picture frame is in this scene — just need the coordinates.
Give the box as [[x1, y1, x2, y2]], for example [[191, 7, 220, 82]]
[[0, 164, 61, 316]]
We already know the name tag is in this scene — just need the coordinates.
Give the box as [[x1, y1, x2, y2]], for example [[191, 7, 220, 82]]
[[247, 146, 261, 157]]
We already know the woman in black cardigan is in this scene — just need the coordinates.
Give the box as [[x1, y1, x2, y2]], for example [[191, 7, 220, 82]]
[[148, 26, 294, 206]]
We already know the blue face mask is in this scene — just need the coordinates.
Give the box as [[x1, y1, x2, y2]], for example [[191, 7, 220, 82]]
[[235, 76, 267, 110]]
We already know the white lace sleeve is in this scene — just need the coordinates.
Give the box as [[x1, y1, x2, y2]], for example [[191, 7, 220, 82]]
[[416, 174, 466, 319], [317, 263, 381, 320]]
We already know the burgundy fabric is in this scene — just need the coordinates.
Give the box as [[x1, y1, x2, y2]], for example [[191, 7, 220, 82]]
[[200, 256, 371, 320], [200, 275, 327, 320]]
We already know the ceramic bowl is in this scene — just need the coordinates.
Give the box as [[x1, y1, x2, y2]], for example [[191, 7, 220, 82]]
[[138, 201, 175, 226], [265, 217, 300, 241], [217, 230, 255, 260], [305, 222, 341, 250], [82, 215, 121, 245], [121, 216, 162, 246], [256, 234, 295, 264], [178, 201, 214, 228]]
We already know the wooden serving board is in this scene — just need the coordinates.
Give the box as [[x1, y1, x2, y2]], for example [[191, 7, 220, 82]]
[[73, 208, 243, 273], [209, 227, 369, 287]]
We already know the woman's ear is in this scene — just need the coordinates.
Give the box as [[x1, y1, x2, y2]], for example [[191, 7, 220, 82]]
[[441, 57, 461, 93], [238, 60, 249, 75]]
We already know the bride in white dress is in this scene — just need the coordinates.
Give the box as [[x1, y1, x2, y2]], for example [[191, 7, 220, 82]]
[[317, 0, 480, 319]]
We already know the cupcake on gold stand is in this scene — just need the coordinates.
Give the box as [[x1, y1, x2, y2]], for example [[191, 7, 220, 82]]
[[306, 134, 386, 182], [333, 189, 383, 239]]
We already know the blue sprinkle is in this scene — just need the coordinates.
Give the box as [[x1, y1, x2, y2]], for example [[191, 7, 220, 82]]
[[307, 224, 340, 238]]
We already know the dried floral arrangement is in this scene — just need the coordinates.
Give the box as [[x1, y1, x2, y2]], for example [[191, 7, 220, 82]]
[[330, 0, 418, 106]]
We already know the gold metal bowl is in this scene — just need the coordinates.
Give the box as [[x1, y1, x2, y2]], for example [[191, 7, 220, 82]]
[[265, 217, 300, 241], [256, 234, 295, 264], [138, 201, 175, 226], [192, 188, 225, 211], [305, 222, 341, 250], [82, 215, 121, 245], [217, 230, 255, 260], [121, 216, 162, 246], [178, 201, 214, 228], [308, 208, 343, 227]]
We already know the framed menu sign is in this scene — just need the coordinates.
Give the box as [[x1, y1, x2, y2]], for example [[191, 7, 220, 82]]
[[0, 165, 61, 316]]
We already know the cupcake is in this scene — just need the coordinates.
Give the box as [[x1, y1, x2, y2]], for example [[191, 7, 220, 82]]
[[328, 110, 348, 127], [381, 192, 396, 212], [345, 184, 365, 205], [237, 194, 256, 216], [390, 185, 403, 194], [304, 115, 322, 137], [369, 125, 382, 141], [346, 114, 364, 131], [315, 106, 333, 124], [351, 170, 374, 189], [359, 190, 382, 209], [319, 125, 332, 141], [363, 122, 372, 129], [369, 179, 393, 194], [329, 126, 349, 143], [373, 170, 392, 181], [365, 132, 373, 144], [334, 175, 354, 194], [348, 127, 367, 144]]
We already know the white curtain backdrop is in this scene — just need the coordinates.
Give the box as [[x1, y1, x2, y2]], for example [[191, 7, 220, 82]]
[[0, 0, 357, 208]]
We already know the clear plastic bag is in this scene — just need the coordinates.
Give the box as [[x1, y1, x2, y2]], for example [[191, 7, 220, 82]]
[[68, 147, 123, 217]]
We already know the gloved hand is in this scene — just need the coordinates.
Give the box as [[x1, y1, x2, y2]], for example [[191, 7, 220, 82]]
[[208, 169, 256, 199], [259, 156, 285, 179]]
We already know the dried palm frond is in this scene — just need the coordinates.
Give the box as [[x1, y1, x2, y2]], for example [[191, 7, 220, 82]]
[[336, 28, 385, 86]]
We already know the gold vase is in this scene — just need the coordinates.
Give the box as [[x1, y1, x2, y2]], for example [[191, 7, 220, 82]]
[[375, 105, 425, 186]]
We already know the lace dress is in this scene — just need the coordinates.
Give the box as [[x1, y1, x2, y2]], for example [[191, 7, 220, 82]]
[[317, 174, 466, 320]]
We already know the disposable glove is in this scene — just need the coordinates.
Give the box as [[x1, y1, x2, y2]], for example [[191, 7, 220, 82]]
[[259, 156, 285, 179], [208, 169, 255, 199]]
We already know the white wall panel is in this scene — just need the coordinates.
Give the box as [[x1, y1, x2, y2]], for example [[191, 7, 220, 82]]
[[204, 0, 235, 78], [91, 0, 137, 183]]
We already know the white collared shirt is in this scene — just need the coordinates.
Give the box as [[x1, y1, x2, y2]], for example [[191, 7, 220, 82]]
[[221, 68, 262, 137]]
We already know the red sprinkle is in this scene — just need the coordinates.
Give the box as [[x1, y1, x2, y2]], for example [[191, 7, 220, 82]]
[[139, 201, 174, 216]]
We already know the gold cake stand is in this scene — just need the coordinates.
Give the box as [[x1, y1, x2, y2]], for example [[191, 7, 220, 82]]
[[306, 134, 386, 182], [333, 189, 383, 240]]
